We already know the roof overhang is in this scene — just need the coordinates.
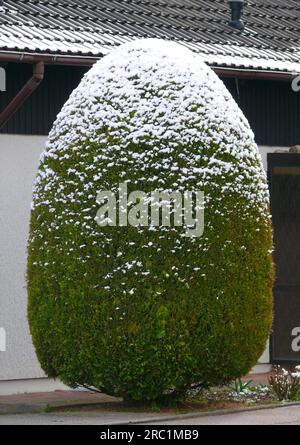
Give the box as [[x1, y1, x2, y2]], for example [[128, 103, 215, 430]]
[[0, 51, 100, 67], [213, 66, 297, 82], [0, 51, 297, 82]]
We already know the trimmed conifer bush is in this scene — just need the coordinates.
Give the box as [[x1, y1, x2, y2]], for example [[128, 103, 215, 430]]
[[28, 39, 274, 402]]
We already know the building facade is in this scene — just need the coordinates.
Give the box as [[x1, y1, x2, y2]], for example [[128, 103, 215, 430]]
[[1, 0, 300, 394]]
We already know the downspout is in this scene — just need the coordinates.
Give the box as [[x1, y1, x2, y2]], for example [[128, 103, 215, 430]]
[[0, 61, 44, 129]]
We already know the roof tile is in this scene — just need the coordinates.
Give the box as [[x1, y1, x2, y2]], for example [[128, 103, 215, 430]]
[[0, 0, 299, 72]]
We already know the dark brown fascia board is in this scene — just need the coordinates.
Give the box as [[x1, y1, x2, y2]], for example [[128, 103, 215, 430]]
[[0, 51, 100, 66], [214, 67, 298, 82], [0, 51, 298, 81]]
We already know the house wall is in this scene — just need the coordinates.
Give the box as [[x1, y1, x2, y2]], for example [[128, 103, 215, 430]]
[[0, 134, 45, 382], [0, 132, 281, 393], [0, 64, 87, 136], [224, 78, 300, 147], [1, 63, 300, 148], [0, 134, 68, 393]]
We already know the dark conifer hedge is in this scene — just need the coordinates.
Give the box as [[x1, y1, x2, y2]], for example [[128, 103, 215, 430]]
[[28, 40, 274, 402]]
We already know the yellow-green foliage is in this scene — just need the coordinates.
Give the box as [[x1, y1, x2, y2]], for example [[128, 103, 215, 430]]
[[28, 40, 273, 402]]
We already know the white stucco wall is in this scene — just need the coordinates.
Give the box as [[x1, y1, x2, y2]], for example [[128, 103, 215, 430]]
[[0, 134, 46, 382], [0, 135, 287, 391], [259, 145, 288, 171]]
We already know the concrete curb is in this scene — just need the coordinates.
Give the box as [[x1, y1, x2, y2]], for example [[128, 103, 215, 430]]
[[0, 404, 44, 415], [1, 399, 300, 424], [0, 400, 113, 416], [116, 401, 300, 425]]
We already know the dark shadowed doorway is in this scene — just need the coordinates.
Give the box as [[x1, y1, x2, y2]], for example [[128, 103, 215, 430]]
[[268, 153, 300, 364]]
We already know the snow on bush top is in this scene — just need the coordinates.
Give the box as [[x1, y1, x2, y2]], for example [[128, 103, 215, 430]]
[[34, 38, 268, 210], [30, 37, 271, 275], [30, 38, 271, 271]]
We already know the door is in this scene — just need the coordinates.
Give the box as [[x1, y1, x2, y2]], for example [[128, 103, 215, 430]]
[[268, 153, 300, 364]]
